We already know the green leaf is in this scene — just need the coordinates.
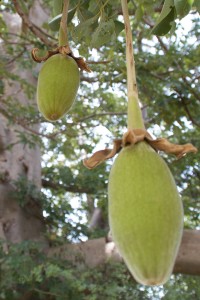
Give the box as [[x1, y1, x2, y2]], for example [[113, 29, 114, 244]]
[[155, 0, 175, 21], [77, 6, 94, 22], [53, 0, 63, 16], [88, 1, 100, 14], [151, 0, 177, 36], [91, 19, 115, 48], [193, 0, 200, 12], [152, 8, 176, 35], [48, 7, 76, 31], [135, 5, 144, 22], [114, 20, 124, 36], [174, 0, 194, 18], [48, 14, 61, 31], [73, 14, 99, 43]]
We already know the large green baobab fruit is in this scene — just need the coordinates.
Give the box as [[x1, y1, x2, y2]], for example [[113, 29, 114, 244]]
[[37, 54, 80, 121], [108, 141, 183, 286]]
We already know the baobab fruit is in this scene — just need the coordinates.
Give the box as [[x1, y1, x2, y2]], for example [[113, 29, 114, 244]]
[[108, 141, 183, 286], [37, 54, 80, 121]]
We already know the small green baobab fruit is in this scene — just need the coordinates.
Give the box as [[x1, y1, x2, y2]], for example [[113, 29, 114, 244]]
[[37, 54, 80, 121], [108, 141, 183, 286]]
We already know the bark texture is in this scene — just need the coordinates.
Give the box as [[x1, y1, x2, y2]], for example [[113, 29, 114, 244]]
[[49, 229, 200, 276], [0, 2, 48, 245]]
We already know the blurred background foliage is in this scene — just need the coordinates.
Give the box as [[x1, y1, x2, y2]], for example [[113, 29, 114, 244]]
[[0, 0, 199, 299]]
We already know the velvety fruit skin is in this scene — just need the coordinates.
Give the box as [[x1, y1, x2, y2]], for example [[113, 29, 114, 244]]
[[108, 142, 183, 286], [37, 54, 80, 121]]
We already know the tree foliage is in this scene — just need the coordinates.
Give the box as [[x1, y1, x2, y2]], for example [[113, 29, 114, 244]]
[[0, 0, 199, 299]]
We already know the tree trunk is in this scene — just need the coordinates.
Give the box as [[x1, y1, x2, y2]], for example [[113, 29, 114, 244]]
[[0, 3, 48, 245]]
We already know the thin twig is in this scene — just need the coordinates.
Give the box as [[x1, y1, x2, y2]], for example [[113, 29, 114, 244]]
[[86, 60, 111, 64], [33, 24, 57, 40], [42, 179, 97, 194], [13, 0, 54, 47], [6, 47, 26, 65], [174, 90, 200, 128], [143, 16, 200, 103], [76, 111, 127, 123]]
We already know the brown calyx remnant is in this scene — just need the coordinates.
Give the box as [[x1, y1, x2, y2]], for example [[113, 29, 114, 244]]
[[31, 45, 91, 72], [83, 129, 198, 169]]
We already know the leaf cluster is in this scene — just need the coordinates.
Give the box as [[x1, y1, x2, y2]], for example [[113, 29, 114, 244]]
[[1, 241, 200, 300]]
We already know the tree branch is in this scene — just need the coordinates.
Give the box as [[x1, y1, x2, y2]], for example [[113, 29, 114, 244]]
[[174, 90, 200, 127], [6, 47, 27, 65], [13, 0, 55, 47], [87, 60, 111, 65], [48, 229, 200, 277], [121, 0, 145, 129], [81, 76, 98, 83], [144, 17, 200, 103], [42, 179, 96, 194], [76, 111, 127, 123]]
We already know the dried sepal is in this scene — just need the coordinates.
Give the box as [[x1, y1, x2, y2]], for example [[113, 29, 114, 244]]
[[149, 138, 197, 159], [31, 48, 58, 63], [59, 45, 72, 55], [75, 57, 92, 72], [83, 140, 122, 169], [31, 45, 91, 72], [122, 129, 152, 146], [83, 129, 198, 169]]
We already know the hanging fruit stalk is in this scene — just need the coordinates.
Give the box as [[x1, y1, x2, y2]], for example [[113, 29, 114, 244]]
[[121, 0, 145, 130], [107, 0, 184, 286], [58, 0, 69, 46]]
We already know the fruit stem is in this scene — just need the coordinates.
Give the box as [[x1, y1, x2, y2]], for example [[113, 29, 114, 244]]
[[121, 0, 145, 130], [59, 0, 69, 46]]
